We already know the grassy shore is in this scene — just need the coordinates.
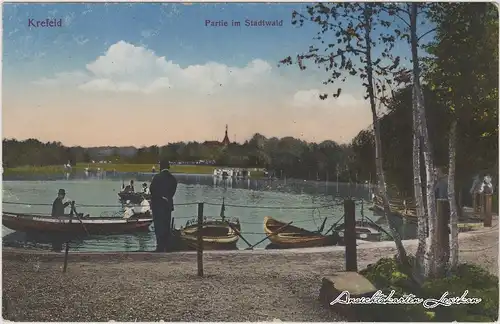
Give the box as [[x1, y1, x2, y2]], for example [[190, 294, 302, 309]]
[[3, 163, 265, 178]]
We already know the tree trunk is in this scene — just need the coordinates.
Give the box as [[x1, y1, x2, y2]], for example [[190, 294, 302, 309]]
[[412, 84, 427, 279], [411, 3, 438, 277], [365, 3, 408, 264], [410, 3, 427, 277], [448, 119, 459, 270]]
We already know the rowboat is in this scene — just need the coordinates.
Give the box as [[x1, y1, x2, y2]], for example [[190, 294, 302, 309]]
[[334, 220, 383, 242], [118, 191, 151, 203], [263, 216, 340, 249], [173, 218, 241, 250], [2, 211, 153, 236]]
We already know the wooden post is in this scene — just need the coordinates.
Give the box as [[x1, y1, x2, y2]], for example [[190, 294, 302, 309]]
[[436, 199, 450, 275], [344, 199, 357, 272], [483, 194, 492, 227], [63, 201, 75, 273], [197, 202, 204, 277], [472, 193, 478, 213]]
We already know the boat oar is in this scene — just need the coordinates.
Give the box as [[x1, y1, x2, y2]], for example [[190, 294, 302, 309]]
[[225, 221, 252, 249], [316, 217, 327, 234], [247, 221, 293, 250], [323, 215, 345, 236], [70, 203, 90, 237]]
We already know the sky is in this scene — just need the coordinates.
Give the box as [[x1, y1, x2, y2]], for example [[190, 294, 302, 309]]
[[3, 3, 414, 147]]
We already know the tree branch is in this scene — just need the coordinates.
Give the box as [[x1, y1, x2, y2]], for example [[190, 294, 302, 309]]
[[379, 6, 411, 28], [417, 28, 437, 42]]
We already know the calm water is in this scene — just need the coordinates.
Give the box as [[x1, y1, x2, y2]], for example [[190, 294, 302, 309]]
[[2, 172, 415, 251]]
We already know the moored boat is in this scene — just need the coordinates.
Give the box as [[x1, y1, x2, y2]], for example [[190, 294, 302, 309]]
[[173, 218, 241, 250], [334, 220, 383, 242], [2, 211, 153, 236], [263, 216, 340, 249]]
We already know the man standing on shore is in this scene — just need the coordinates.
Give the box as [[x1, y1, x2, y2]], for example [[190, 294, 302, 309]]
[[149, 159, 178, 252]]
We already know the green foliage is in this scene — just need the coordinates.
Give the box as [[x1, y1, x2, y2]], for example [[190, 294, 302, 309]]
[[425, 2, 499, 188], [350, 2, 499, 194], [359, 257, 499, 322]]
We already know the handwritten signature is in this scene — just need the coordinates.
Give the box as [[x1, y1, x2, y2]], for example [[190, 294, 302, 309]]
[[330, 290, 482, 309]]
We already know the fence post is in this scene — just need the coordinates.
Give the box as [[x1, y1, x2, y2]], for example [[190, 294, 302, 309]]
[[483, 194, 492, 227], [436, 199, 450, 275], [344, 199, 357, 272], [63, 201, 75, 273], [197, 202, 204, 277]]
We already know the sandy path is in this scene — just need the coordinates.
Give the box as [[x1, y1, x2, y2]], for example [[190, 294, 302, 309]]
[[3, 225, 498, 322]]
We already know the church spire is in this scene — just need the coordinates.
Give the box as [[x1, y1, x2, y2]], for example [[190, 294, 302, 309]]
[[222, 124, 230, 146]]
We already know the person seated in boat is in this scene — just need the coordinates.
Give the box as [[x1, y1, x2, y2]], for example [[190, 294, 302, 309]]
[[51, 189, 71, 217], [142, 183, 150, 194], [123, 198, 151, 219], [123, 180, 135, 193]]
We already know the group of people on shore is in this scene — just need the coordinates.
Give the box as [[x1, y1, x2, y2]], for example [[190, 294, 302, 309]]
[[52, 159, 178, 252]]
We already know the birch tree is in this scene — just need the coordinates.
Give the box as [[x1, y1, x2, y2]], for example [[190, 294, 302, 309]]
[[380, 2, 439, 278], [280, 3, 409, 264], [425, 2, 499, 270]]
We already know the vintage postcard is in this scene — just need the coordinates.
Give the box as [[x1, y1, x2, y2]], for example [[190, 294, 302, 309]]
[[2, 2, 498, 322]]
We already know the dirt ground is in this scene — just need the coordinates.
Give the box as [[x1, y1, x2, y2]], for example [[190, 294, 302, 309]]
[[3, 224, 498, 322]]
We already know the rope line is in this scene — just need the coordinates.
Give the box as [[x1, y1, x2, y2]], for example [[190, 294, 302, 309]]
[[204, 202, 343, 209], [2, 200, 343, 210], [238, 219, 314, 224]]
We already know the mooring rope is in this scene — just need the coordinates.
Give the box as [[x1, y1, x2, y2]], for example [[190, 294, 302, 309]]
[[1, 201, 200, 208], [203, 201, 343, 209]]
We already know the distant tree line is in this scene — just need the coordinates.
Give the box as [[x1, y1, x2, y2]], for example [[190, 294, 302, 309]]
[[2, 135, 354, 181]]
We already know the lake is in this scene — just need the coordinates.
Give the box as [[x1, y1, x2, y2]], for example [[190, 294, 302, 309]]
[[2, 172, 415, 251]]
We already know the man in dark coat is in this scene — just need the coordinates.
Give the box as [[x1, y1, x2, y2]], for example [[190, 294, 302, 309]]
[[149, 159, 178, 252], [52, 189, 71, 217]]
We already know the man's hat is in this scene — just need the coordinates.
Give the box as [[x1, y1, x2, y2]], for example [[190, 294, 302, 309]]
[[160, 159, 170, 170], [58, 189, 66, 195]]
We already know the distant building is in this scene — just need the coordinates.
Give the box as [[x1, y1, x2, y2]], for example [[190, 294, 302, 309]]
[[203, 124, 231, 147], [222, 124, 230, 146]]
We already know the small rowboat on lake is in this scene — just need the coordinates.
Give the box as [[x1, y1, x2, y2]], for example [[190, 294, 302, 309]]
[[263, 216, 340, 249], [2, 211, 153, 236], [118, 191, 151, 204], [173, 218, 241, 251]]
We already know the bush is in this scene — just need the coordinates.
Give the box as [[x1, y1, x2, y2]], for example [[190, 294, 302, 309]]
[[358, 257, 499, 322]]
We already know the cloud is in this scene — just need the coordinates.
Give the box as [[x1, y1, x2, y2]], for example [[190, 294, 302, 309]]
[[34, 40, 273, 95], [33, 70, 90, 87]]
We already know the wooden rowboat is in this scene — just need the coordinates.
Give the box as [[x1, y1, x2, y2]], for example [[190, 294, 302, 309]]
[[173, 218, 241, 251], [335, 220, 383, 242], [263, 216, 340, 249], [118, 191, 151, 203], [2, 212, 153, 236]]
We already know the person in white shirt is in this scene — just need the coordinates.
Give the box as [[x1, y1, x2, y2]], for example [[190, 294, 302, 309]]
[[142, 183, 150, 194], [123, 199, 151, 219]]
